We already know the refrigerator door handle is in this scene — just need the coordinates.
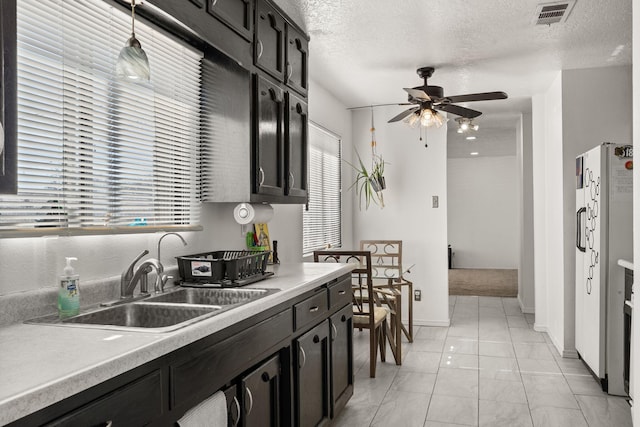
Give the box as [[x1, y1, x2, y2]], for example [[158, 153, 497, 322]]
[[576, 207, 586, 252]]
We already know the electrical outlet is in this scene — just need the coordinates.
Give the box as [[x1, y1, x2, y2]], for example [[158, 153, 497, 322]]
[[432, 195, 439, 208], [414, 290, 421, 301]]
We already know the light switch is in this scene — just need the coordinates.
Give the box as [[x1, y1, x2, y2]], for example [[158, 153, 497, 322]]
[[432, 196, 439, 208]]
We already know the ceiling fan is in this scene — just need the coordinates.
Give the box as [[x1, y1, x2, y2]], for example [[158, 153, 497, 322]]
[[387, 66, 508, 126]]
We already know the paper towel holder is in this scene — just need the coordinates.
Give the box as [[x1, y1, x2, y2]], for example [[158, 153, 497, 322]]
[[233, 202, 273, 235]]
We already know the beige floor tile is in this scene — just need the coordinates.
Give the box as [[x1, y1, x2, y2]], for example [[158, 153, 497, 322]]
[[370, 390, 431, 427], [440, 353, 479, 370], [433, 367, 479, 398], [479, 400, 533, 427], [575, 394, 633, 427], [530, 406, 588, 427], [443, 336, 479, 355], [513, 342, 555, 360], [390, 371, 437, 394], [479, 378, 527, 403], [427, 395, 479, 426], [479, 340, 516, 358], [479, 356, 521, 381]]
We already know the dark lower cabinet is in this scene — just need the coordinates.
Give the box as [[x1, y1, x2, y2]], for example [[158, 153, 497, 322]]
[[43, 371, 163, 427], [295, 320, 331, 427], [241, 354, 282, 426], [330, 305, 354, 417]]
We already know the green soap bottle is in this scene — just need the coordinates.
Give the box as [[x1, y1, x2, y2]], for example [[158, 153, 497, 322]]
[[58, 257, 80, 319]]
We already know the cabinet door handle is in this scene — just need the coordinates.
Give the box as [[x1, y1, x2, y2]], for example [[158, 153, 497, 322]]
[[286, 63, 293, 81], [231, 396, 240, 427], [259, 167, 265, 186], [211, 0, 218, 6], [299, 346, 306, 369], [245, 386, 254, 416], [338, 290, 346, 295], [257, 40, 264, 60], [309, 306, 319, 313], [104, 422, 113, 427], [331, 323, 337, 340], [289, 172, 294, 191]]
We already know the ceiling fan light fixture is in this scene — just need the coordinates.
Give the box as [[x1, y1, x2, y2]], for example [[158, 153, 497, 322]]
[[455, 117, 479, 133]]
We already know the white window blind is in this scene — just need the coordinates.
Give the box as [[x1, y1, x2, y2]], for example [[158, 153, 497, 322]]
[[303, 122, 341, 254], [0, 0, 202, 233]]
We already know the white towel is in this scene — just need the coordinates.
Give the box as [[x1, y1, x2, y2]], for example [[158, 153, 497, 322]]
[[177, 390, 228, 427]]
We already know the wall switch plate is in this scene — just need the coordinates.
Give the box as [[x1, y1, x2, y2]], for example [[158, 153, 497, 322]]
[[414, 290, 421, 301], [432, 196, 439, 208]]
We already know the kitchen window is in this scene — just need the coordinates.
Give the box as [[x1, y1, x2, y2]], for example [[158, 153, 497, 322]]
[[0, 0, 203, 236], [303, 122, 341, 255]]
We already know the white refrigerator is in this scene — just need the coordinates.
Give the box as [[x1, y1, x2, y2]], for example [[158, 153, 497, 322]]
[[575, 143, 633, 396]]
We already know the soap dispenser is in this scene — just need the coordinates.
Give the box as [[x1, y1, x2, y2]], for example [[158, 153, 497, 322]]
[[58, 257, 80, 319]]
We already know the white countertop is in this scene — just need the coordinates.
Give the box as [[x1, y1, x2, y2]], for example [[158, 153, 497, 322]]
[[0, 262, 352, 426], [618, 259, 634, 270]]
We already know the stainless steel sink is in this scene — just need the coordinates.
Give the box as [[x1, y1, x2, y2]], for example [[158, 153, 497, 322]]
[[26, 287, 279, 333], [27, 302, 222, 333], [144, 287, 277, 306]]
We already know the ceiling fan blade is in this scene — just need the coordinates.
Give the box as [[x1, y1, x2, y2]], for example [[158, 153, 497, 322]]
[[388, 107, 419, 123], [435, 104, 482, 119], [443, 91, 508, 103], [346, 102, 413, 110], [403, 88, 431, 102]]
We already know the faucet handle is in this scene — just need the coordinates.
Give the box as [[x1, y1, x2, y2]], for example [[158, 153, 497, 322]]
[[157, 274, 173, 294]]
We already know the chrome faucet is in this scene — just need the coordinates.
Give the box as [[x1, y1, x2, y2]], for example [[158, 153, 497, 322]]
[[120, 250, 164, 299], [157, 232, 187, 264]]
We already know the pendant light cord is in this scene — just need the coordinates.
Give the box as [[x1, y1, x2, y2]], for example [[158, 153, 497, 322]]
[[370, 106, 377, 169], [130, 0, 136, 37]]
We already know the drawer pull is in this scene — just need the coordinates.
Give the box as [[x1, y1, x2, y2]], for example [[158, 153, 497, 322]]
[[262, 372, 270, 382], [211, 0, 218, 6], [104, 422, 112, 427], [309, 306, 319, 313], [259, 167, 265, 186], [341, 314, 346, 322], [231, 396, 240, 427], [299, 346, 306, 369], [245, 386, 254, 415], [289, 172, 295, 191], [331, 323, 337, 340], [313, 334, 320, 344], [338, 290, 346, 295]]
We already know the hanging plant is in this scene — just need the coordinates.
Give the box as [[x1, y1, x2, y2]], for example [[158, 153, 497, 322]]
[[346, 108, 387, 210]]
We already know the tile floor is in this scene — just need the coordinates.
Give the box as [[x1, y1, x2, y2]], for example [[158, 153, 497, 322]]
[[333, 295, 633, 427]]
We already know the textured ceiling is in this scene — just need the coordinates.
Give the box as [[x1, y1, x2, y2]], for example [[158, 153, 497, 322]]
[[273, 0, 632, 157]]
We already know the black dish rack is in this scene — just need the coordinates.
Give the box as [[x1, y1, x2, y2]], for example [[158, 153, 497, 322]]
[[177, 250, 273, 287]]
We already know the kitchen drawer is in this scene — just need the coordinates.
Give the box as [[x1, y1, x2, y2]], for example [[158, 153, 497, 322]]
[[328, 275, 351, 311], [45, 370, 162, 427], [294, 288, 328, 331], [171, 308, 292, 408]]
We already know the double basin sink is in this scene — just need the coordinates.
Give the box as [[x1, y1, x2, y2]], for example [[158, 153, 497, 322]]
[[28, 287, 278, 333]]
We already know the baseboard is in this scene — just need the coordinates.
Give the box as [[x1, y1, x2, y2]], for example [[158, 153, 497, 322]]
[[533, 323, 547, 332], [414, 319, 451, 327], [517, 295, 535, 314], [543, 328, 578, 358], [562, 349, 579, 358]]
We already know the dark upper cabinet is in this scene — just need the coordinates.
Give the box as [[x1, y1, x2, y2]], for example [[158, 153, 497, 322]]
[[284, 92, 307, 201], [254, 0, 286, 82], [285, 25, 308, 96], [207, 0, 253, 41], [254, 74, 285, 198]]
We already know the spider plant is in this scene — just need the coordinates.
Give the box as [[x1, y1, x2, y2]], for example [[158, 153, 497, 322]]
[[345, 149, 386, 210]]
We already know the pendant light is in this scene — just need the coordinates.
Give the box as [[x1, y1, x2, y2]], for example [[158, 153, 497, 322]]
[[116, 0, 150, 81]]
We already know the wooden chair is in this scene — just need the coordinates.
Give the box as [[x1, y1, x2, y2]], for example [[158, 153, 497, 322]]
[[360, 240, 414, 346], [313, 250, 391, 377]]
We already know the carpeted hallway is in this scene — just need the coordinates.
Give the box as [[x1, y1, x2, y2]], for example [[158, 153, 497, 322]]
[[449, 268, 518, 297]]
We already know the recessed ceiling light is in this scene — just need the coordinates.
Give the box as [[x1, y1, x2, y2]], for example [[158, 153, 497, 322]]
[[470, 152, 479, 156], [466, 136, 476, 140]]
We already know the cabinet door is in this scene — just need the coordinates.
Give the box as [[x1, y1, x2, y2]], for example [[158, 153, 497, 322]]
[[255, 0, 285, 81], [285, 25, 308, 96], [241, 354, 281, 427], [330, 305, 354, 418], [207, 0, 253, 40], [254, 75, 284, 198], [295, 320, 331, 426], [284, 92, 308, 200], [224, 385, 241, 427]]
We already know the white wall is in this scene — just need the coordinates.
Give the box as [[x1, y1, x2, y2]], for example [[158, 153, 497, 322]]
[[518, 113, 535, 313], [532, 65, 632, 356], [350, 106, 450, 326], [447, 156, 519, 269], [0, 78, 352, 298]]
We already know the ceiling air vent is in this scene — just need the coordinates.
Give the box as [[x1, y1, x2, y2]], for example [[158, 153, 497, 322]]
[[533, 1, 576, 25]]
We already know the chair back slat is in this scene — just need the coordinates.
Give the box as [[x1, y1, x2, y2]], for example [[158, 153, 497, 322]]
[[360, 240, 406, 282]]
